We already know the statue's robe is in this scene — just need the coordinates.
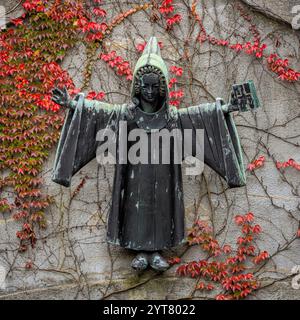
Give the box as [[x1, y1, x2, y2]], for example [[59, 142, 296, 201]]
[[52, 93, 246, 251]]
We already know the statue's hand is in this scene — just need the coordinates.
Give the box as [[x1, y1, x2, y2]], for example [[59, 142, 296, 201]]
[[51, 86, 73, 109]]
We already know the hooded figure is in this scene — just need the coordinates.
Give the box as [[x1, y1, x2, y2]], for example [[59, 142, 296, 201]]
[[51, 37, 246, 270]]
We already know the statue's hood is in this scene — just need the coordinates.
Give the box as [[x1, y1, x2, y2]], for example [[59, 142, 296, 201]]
[[131, 37, 170, 106]]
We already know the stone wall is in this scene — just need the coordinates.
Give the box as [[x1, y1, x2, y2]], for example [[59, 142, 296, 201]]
[[0, 0, 300, 300]]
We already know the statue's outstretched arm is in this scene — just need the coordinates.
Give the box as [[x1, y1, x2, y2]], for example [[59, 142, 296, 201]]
[[51, 86, 116, 111]]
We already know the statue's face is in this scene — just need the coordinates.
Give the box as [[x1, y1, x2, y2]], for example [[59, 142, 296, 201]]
[[140, 73, 160, 103]]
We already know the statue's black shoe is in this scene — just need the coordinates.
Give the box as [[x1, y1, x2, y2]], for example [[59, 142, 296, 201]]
[[131, 253, 149, 271], [149, 252, 169, 272]]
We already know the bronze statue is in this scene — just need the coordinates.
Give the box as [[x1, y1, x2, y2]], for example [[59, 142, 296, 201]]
[[51, 37, 260, 272]]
